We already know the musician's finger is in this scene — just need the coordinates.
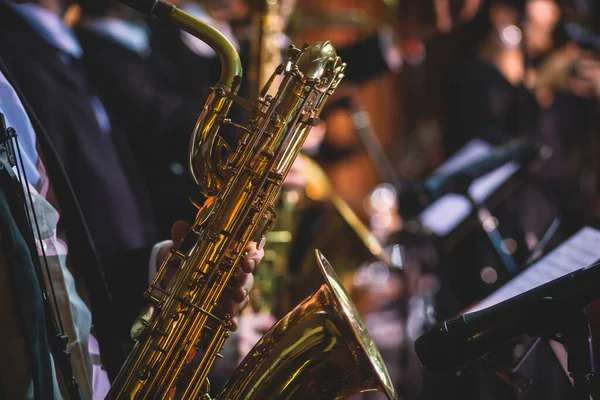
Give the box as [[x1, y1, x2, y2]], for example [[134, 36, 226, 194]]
[[231, 272, 254, 303], [171, 220, 191, 247], [241, 244, 264, 273]]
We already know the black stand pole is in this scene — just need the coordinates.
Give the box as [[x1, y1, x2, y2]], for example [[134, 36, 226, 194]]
[[540, 305, 595, 400], [464, 193, 519, 275], [481, 307, 595, 399], [561, 311, 594, 400]]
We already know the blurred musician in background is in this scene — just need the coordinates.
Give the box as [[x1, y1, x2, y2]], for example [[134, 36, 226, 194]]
[[75, 0, 208, 239], [413, 1, 600, 399], [0, 0, 166, 362], [444, 0, 600, 283], [75, 0, 272, 391], [0, 0, 264, 397], [149, 0, 250, 103]]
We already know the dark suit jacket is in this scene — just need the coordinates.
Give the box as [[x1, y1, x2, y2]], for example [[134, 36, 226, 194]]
[[148, 18, 229, 102], [76, 26, 204, 239], [148, 18, 251, 145], [0, 2, 159, 366], [0, 54, 124, 381], [0, 3, 157, 257]]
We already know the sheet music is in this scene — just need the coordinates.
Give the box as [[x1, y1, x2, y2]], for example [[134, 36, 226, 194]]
[[419, 139, 520, 237], [468, 226, 600, 313]]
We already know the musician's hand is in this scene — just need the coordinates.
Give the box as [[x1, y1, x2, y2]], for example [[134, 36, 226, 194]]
[[167, 221, 264, 331], [529, 44, 581, 107], [570, 54, 600, 99], [225, 241, 264, 331]]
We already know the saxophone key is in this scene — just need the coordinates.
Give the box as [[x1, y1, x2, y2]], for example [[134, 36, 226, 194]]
[[218, 255, 236, 269], [170, 248, 188, 260], [258, 148, 275, 158], [219, 229, 232, 237], [205, 230, 220, 243], [187, 302, 224, 324], [151, 346, 167, 354]]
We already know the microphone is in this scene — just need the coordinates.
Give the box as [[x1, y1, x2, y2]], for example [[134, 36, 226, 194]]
[[399, 140, 545, 216], [414, 264, 600, 375]]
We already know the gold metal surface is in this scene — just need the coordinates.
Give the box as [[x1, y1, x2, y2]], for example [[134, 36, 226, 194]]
[[247, 0, 301, 318], [250, 0, 392, 320], [217, 250, 398, 400], [106, 1, 397, 398]]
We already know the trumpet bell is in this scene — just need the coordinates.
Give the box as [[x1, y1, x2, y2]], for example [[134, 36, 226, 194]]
[[217, 249, 398, 400]]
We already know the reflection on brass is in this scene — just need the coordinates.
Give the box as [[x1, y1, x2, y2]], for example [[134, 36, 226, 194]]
[[218, 250, 398, 399], [250, 0, 392, 322], [103, 1, 395, 398]]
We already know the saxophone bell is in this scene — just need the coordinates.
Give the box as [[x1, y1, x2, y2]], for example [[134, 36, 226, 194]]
[[217, 250, 398, 400]]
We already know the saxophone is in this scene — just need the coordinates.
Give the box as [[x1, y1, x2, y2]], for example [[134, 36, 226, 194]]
[[106, 1, 398, 399], [249, 0, 393, 318]]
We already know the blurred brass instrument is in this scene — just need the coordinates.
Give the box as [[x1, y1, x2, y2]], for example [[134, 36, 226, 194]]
[[246, 0, 298, 317], [106, 0, 397, 399], [249, 0, 393, 318], [302, 155, 392, 264], [288, 0, 399, 35]]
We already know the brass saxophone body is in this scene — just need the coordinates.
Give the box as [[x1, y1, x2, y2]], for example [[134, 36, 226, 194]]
[[107, 1, 397, 399], [250, 0, 393, 318]]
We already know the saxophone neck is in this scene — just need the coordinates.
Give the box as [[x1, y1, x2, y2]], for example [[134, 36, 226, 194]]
[[119, 0, 243, 92]]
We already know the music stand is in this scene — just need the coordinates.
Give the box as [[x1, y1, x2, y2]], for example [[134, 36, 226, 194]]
[[466, 226, 600, 399], [416, 139, 548, 274]]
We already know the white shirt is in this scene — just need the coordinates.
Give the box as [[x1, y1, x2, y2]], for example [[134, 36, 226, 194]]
[[84, 17, 151, 56]]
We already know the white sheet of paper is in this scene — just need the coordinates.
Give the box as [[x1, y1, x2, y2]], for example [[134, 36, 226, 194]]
[[468, 226, 600, 313], [419, 139, 520, 237]]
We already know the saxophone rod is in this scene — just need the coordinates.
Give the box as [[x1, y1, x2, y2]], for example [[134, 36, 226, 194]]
[[118, 0, 243, 90]]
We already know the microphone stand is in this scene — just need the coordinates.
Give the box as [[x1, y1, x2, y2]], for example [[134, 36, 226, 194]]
[[465, 193, 519, 275], [478, 217, 565, 395], [477, 306, 594, 400], [542, 306, 596, 400]]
